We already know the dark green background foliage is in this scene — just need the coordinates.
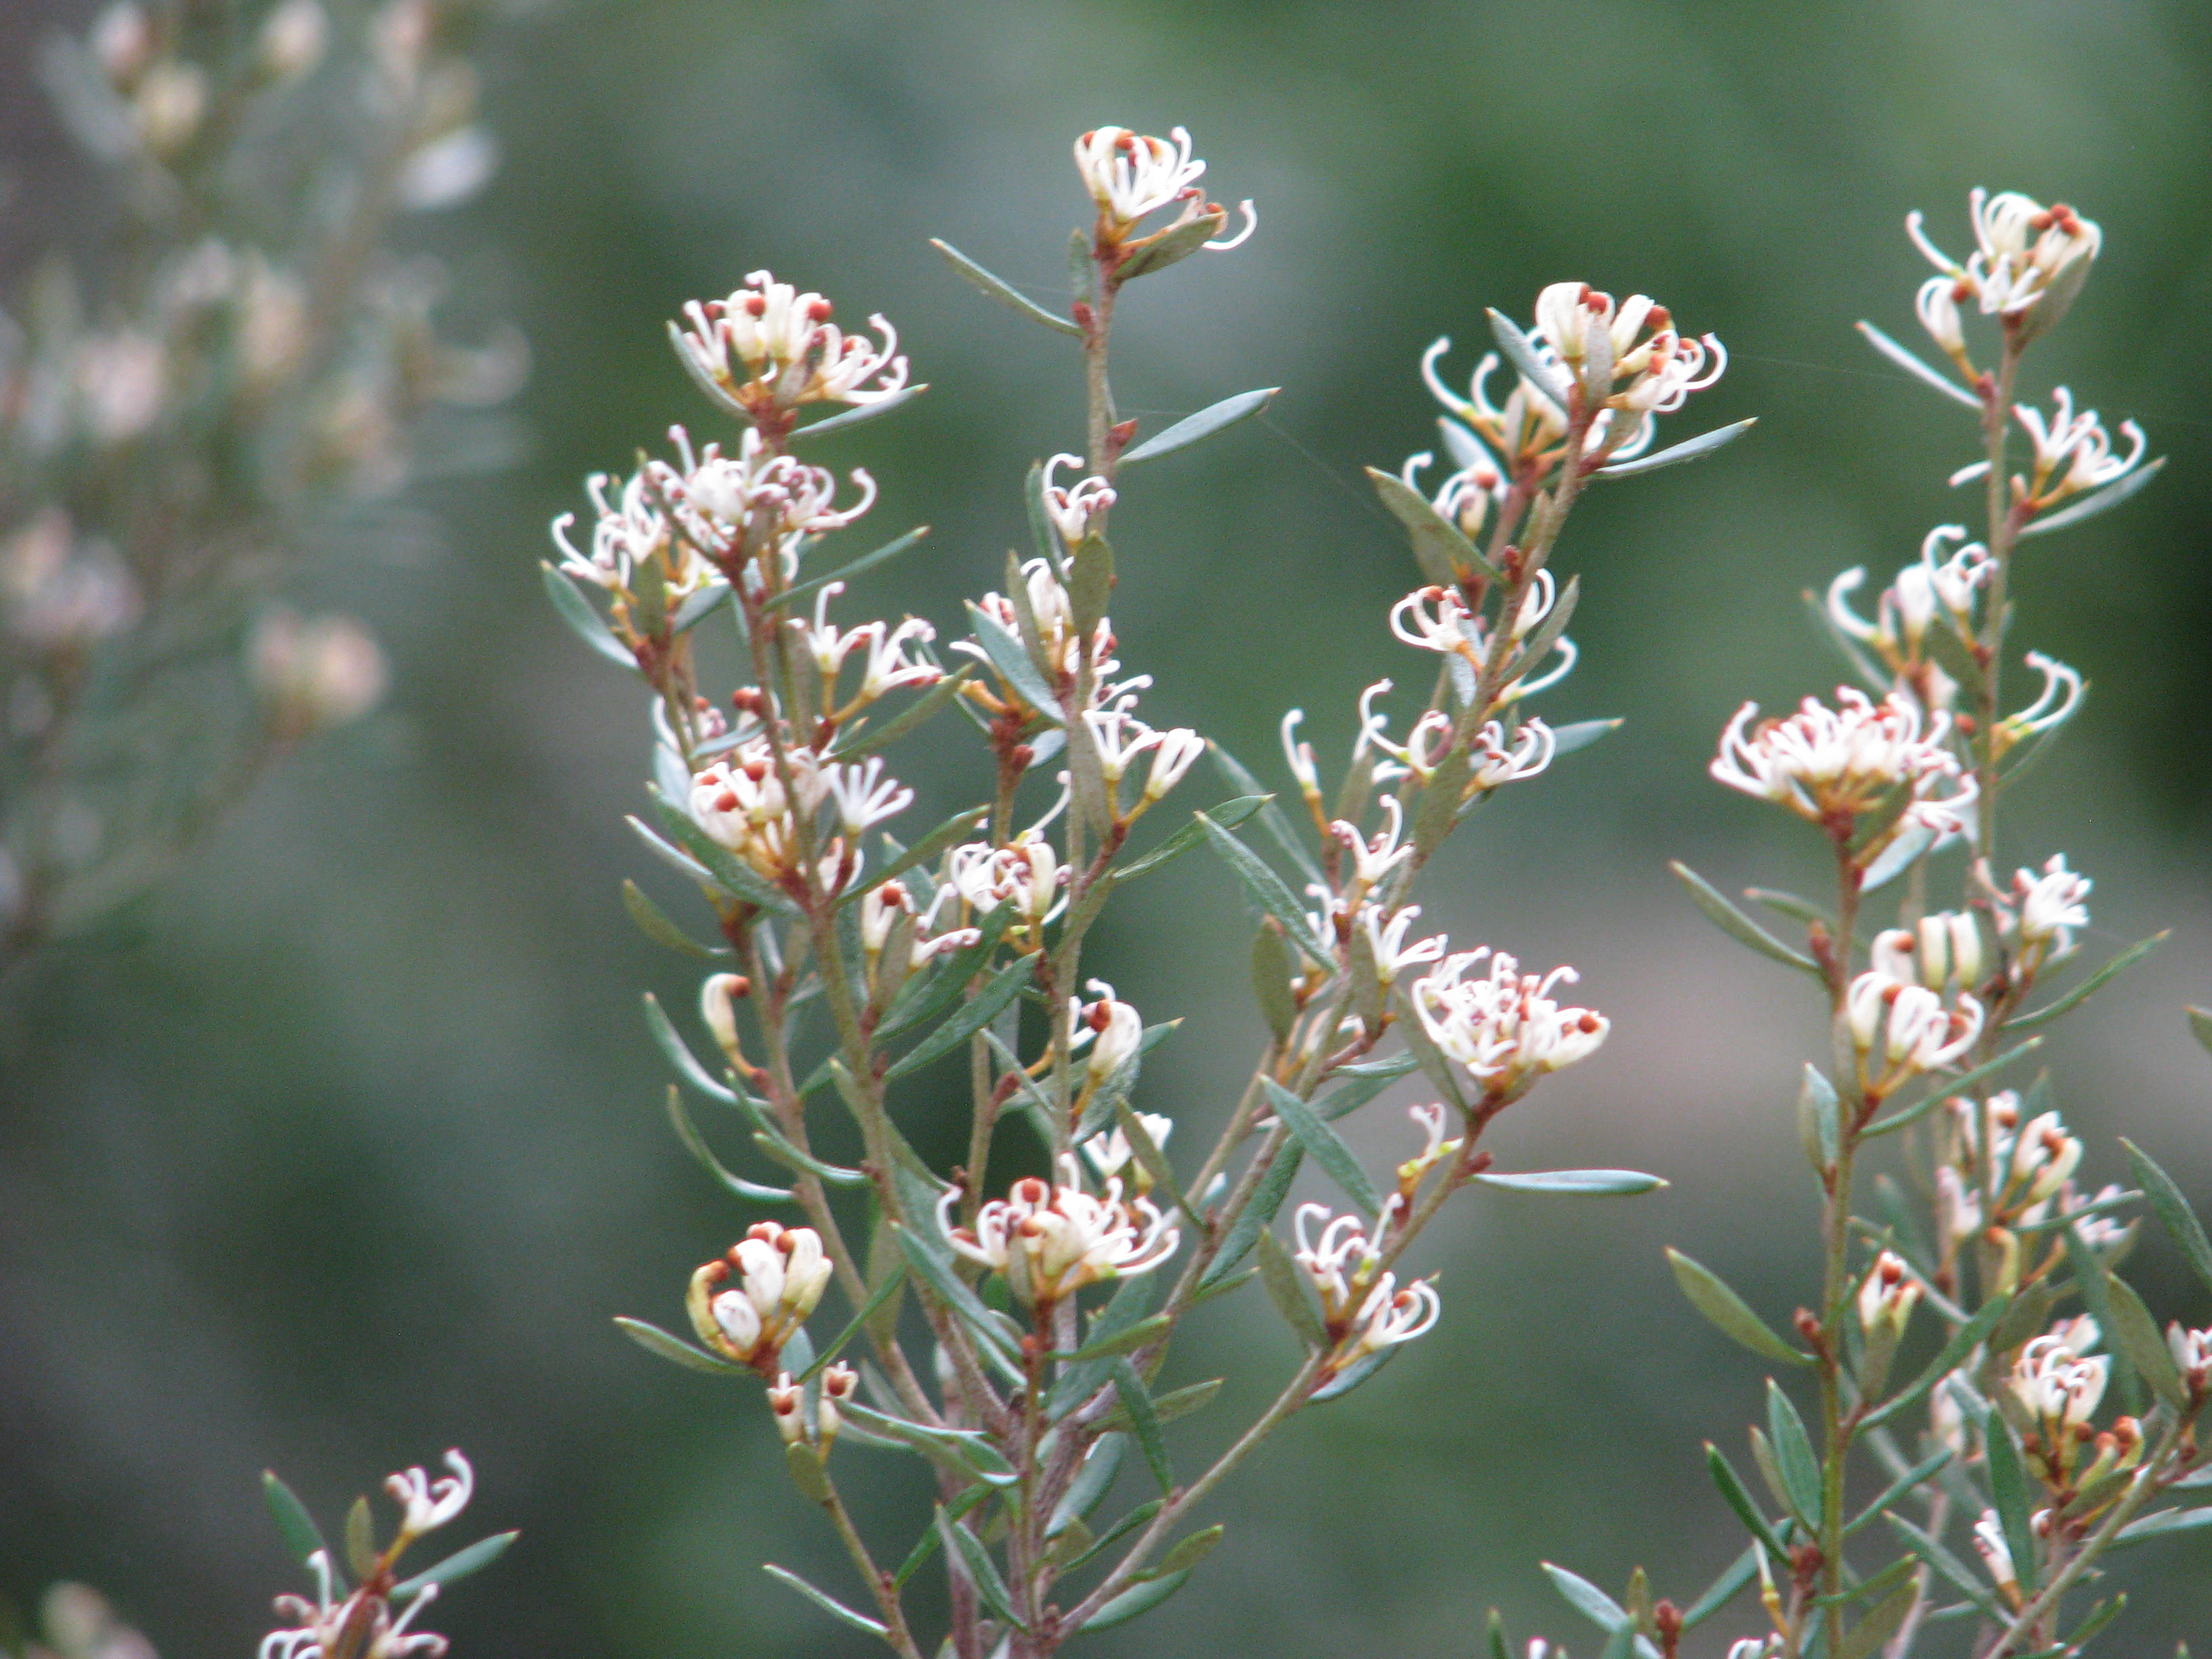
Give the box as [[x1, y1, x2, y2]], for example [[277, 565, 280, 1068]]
[[5, 1, 2211, 1653]]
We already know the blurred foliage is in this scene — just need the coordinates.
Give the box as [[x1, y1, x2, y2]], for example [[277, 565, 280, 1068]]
[[3, 0, 2209, 1656]]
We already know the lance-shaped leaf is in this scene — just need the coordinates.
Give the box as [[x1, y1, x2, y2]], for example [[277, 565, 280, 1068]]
[[1883, 1513, 2005, 1620], [263, 1472, 333, 1573], [1092, 1377, 1221, 1435], [1395, 980, 1470, 1113], [929, 238, 1082, 335], [1679, 1544, 1757, 1628], [622, 878, 731, 960], [1117, 794, 1269, 880], [645, 784, 798, 914], [1551, 718, 1622, 757], [878, 902, 1012, 1041], [892, 1223, 1024, 1361], [1256, 1227, 1326, 1348], [964, 600, 1062, 720], [625, 815, 714, 888], [1118, 388, 1277, 468], [538, 562, 638, 668], [613, 1315, 747, 1376], [663, 319, 749, 417], [1068, 531, 1114, 636], [665, 1088, 794, 1203], [1862, 1038, 2043, 1138], [669, 579, 732, 636], [2103, 1273, 2188, 1410], [767, 525, 932, 613], [1986, 1411, 2039, 1595], [1200, 814, 1330, 962], [642, 992, 739, 1105], [1596, 417, 1757, 478], [1049, 1435, 1128, 1535], [2004, 933, 2166, 1032], [1797, 1063, 1840, 1170], [1854, 320, 1980, 410], [838, 1400, 1017, 1486], [1705, 1442, 1791, 1563], [1670, 861, 1821, 975], [1541, 1562, 1634, 1637], [1109, 1357, 1174, 1492], [1317, 1054, 1419, 1121], [796, 1265, 908, 1385], [2019, 454, 2165, 538], [1207, 739, 1322, 884], [2188, 1004, 2212, 1057], [1485, 308, 1572, 411], [1846, 1448, 1953, 1536], [938, 1506, 1023, 1625], [762, 1563, 889, 1636], [786, 382, 928, 442], [885, 951, 1039, 1081], [2122, 1138, 2212, 1296], [825, 668, 975, 762], [1202, 1136, 1303, 1287], [1263, 1078, 1382, 1215], [1115, 205, 1225, 277], [1859, 1292, 2011, 1430], [2113, 1506, 2212, 1547], [1834, 1578, 1918, 1659], [1308, 1343, 1402, 1403], [1365, 466, 1499, 586], [1080, 1570, 1193, 1632], [1667, 1249, 1811, 1366], [1250, 922, 1298, 1044], [1474, 1168, 1666, 1196], [390, 1532, 520, 1601], [1766, 1380, 1824, 1526]]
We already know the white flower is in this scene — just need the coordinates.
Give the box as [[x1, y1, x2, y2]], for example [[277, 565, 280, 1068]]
[[1082, 1111, 1174, 1185], [2169, 1324, 2212, 1386], [75, 331, 166, 443], [1996, 651, 2083, 752], [1290, 1204, 1441, 1356], [1073, 125, 1224, 230], [2011, 1332, 2108, 1433], [1825, 525, 1992, 678], [1845, 970, 1984, 1078], [1869, 911, 1982, 993], [1387, 583, 1577, 701], [700, 972, 747, 1058], [1422, 339, 1573, 470], [661, 424, 876, 572], [1531, 282, 1726, 432], [955, 556, 1115, 689], [1398, 1102, 1462, 1182], [1069, 979, 1144, 1084], [1143, 729, 1205, 802], [947, 835, 1067, 928], [1936, 1165, 1983, 1242], [691, 743, 821, 882], [1711, 687, 1975, 848], [385, 1450, 474, 1540], [1955, 386, 2150, 508], [255, 0, 327, 81], [1357, 903, 1447, 987], [1042, 453, 1115, 544], [2000, 1111, 2083, 1208], [689, 1223, 832, 1368], [1330, 797, 1415, 890], [674, 271, 909, 414], [943, 1154, 1179, 1304], [1279, 709, 1322, 803], [1401, 447, 1504, 539], [1082, 706, 1162, 784], [1971, 1509, 2020, 1596], [261, 1558, 449, 1659], [825, 756, 914, 835], [1, 512, 140, 650], [1995, 853, 2091, 962], [1908, 189, 2100, 319], [550, 462, 710, 597], [1856, 1251, 1921, 1334], [1410, 948, 1608, 1097]]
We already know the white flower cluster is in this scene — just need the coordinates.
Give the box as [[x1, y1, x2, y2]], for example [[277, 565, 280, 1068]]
[[260, 1451, 476, 1659], [1711, 687, 1976, 855], [1910, 189, 2100, 340], [689, 739, 909, 895], [942, 1153, 1179, 1305], [688, 1223, 833, 1372], [674, 270, 909, 420], [1071, 125, 1254, 253], [1410, 947, 1609, 1101], [1292, 1203, 1441, 1358]]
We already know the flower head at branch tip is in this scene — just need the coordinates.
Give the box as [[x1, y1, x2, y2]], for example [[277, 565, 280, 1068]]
[[659, 424, 876, 579], [2011, 1330, 2109, 1446], [689, 1223, 832, 1372], [1530, 283, 1726, 428], [1845, 969, 1984, 1082], [1907, 189, 2100, 320], [1071, 125, 1254, 254], [674, 270, 908, 418], [1410, 947, 1608, 1101], [385, 1449, 474, 1542], [1710, 687, 1975, 854], [1290, 1202, 1441, 1357], [942, 1153, 1179, 1305], [1042, 453, 1115, 546]]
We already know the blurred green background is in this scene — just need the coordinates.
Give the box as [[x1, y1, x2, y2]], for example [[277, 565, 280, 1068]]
[[6, 0, 2212, 1653]]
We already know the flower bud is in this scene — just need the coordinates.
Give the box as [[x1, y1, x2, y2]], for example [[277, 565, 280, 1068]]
[[766, 1372, 806, 1444], [700, 972, 749, 1061], [819, 1361, 858, 1450]]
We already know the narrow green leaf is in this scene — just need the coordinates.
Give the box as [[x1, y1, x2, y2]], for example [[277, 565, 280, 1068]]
[[1109, 1357, 1174, 1492], [613, 1315, 747, 1376], [1862, 1038, 2044, 1138], [1256, 1227, 1325, 1348], [1156, 1524, 1225, 1576], [1093, 1378, 1221, 1435], [1309, 1343, 1401, 1402], [1847, 1448, 1954, 1536], [762, 1563, 888, 1635], [390, 1532, 519, 1601], [1202, 1136, 1303, 1287], [622, 879, 730, 960], [1597, 417, 1757, 478], [964, 600, 1062, 719], [641, 992, 739, 1104], [878, 902, 1012, 1041], [1551, 717, 1623, 757], [1475, 1168, 1666, 1196], [625, 814, 714, 888], [1765, 1381, 1824, 1526], [825, 668, 975, 762], [895, 1484, 989, 1587], [1050, 1435, 1127, 1535], [786, 382, 928, 441], [1679, 1544, 1757, 1628], [1080, 1570, 1191, 1631], [1200, 815, 1330, 962], [939, 1507, 1022, 1625], [537, 562, 637, 668], [2188, 1005, 2212, 1057], [1118, 388, 1277, 468], [1484, 308, 1572, 411], [1854, 321, 1980, 410], [2020, 455, 2165, 538], [1250, 922, 1298, 1043], [1116, 794, 1267, 880], [1835, 1577, 1918, 1659], [2123, 1138, 2212, 1297], [1364, 466, 1498, 586], [1669, 861, 1821, 975], [1206, 741, 1324, 884], [1860, 1292, 2011, 1431], [344, 1497, 376, 1581], [859, 803, 991, 897], [1705, 1443, 1790, 1563], [893, 1223, 1024, 1361], [929, 239, 1082, 335], [1508, 572, 1579, 687], [766, 525, 930, 612], [1061, 1496, 1166, 1574], [2106, 1272, 2189, 1409], [1263, 1078, 1382, 1216], [2004, 933, 2166, 1032], [1488, 1608, 1513, 1659], [1668, 1249, 1812, 1367], [645, 783, 798, 914], [1986, 1412, 2039, 1595], [262, 1471, 333, 1574], [795, 1263, 909, 1385], [1542, 1561, 1631, 1633], [668, 579, 732, 636], [1316, 1058, 1415, 1120], [1395, 982, 1471, 1112], [665, 1088, 794, 1202], [1114, 205, 1223, 276], [2113, 1505, 2212, 1547], [1883, 1513, 2005, 1620], [884, 951, 1039, 1081], [1068, 532, 1114, 636]]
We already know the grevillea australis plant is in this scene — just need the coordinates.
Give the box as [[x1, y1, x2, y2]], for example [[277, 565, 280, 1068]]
[[531, 122, 1767, 1658], [1490, 192, 2211, 1658]]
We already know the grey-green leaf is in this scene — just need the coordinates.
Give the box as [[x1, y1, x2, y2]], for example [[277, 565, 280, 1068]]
[[262, 1471, 333, 1574], [1485, 308, 1572, 411], [1854, 321, 1980, 411], [1118, 388, 1277, 468], [1200, 815, 1329, 962], [2123, 1138, 2212, 1297], [390, 1532, 519, 1601], [613, 1315, 746, 1376], [929, 239, 1082, 335], [1667, 1248, 1811, 1366], [1263, 1078, 1382, 1216], [762, 1563, 889, 1635], [1597, 417, 1757, 478], [1474, 1168, 1666, 1196], [538, 562, 638, 668], [1670, 861, 1821, 975]]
